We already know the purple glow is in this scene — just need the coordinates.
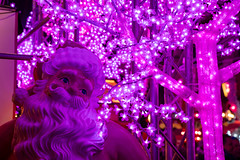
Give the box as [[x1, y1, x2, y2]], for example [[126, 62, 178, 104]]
[[10, 3, 15, 8]]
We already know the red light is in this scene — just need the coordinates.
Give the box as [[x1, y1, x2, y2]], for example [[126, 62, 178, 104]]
[[195, 137, 201, 141], [230, 105, 237, 112], [194, 113, 199, 118]]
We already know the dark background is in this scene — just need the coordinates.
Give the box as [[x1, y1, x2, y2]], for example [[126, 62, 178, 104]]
[[1, 0, 32, 34]]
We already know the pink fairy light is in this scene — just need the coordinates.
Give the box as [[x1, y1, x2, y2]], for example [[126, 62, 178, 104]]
[[155, 134, 164, 147], [146, 125, 156, 136], [127, 122, 137, 131], [143, 139, 151, 146]]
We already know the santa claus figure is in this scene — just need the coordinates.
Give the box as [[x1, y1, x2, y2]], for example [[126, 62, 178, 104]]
[[0, 42, 148, 160]]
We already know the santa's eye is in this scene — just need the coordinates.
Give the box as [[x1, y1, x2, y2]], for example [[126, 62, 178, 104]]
[[81, 89, 87, 95], [60, 77, 69, 84]]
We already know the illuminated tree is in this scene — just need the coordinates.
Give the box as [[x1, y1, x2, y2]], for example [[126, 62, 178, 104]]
[[16, 0, 240, 159]]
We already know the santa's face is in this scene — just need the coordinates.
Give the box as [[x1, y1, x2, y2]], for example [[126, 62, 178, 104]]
[[45, 67, 94, 102]]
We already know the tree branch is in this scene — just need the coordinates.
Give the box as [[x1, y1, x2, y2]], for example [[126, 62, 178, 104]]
[[219, 60, 240, 83]]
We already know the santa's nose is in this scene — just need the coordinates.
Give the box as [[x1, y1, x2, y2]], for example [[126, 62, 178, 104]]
[[47, 83, 71, 102], [47, 83, 61, 95]]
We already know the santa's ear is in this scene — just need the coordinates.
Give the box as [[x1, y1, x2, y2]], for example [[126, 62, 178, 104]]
[[57, 40, 86, 49]]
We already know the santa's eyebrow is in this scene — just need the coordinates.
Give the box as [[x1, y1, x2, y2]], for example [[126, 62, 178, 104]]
[[59, 70, 77, 76]]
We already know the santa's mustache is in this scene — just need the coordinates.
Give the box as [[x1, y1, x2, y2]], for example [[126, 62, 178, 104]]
[[47, 83, 89, 110]]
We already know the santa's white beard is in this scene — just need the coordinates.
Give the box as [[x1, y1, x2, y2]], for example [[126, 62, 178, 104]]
[[13, 81, 106, 160]]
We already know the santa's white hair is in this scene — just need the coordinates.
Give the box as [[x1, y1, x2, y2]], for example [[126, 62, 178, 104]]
[[42, 46, 105, 90]]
